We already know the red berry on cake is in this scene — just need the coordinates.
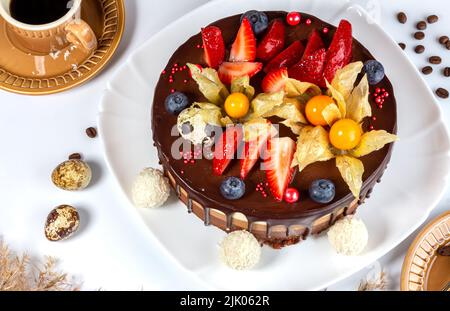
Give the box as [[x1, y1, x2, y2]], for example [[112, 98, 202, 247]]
[[323, 19, 353, 83], [261, 67, 288, 93], [229, 17, 257, 62], [302, 29, 325, 60], [264, 40, 304, 73], [201, 26, 225, 69], [218, 61, 262, 84], [256, 19, 286, 62], [289, 48, 327, 87], [284, 188, 300, 203], [286, 12, 301, 26], [264, 137, 296, 201], [213, 126, 243, 175]]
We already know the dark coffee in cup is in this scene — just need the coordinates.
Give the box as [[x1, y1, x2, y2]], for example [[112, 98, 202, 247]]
[[10, 0, 72, 25]]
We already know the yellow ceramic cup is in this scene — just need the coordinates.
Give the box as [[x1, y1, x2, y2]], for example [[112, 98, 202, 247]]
[[0, 0, 97, 55]]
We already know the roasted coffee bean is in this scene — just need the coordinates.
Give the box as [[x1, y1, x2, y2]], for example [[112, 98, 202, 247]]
[[398, 42, 406, 50], [68, 153, 82, 160], [85, 127, 97, 138], [416, 21, 427, 30], [444, 67, 450, 77], [439, 36, 449, 45], [422, 66, 433, 75], [414, 45, 425, 53], [427, 15, 438, 24], [397, 12, 407, 24], [414, 31, 425, 40], [446, 41, 450, 50], [429, 56, 442, 64], [436, 88, 449, 99]]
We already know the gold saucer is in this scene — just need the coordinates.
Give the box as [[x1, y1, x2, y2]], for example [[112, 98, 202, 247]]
[[401, 211, 450, 291], [0, 0, 125, 95]]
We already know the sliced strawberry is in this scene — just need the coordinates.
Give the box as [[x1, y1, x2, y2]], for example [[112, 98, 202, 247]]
[[201, 26, 225, 69], [289, 48, 326, 87], [213, 126, 243, 175], [262, 67, 288, 93], [302, 30, 325, 60], [264, 137, 296, 201], [239, 123, 275, 179], [256, 19, 285, 62], [218, 61, 263, 84], [229, 17, 256, 62], [264, 41, 304, 73], [323, 20, 353, 83]]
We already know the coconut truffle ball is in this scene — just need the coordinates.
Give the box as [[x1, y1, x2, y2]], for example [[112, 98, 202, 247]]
[[131, 168, 170, 208], [219, 230, 261, 270], [51, 159, 92, 191], [327, 216, 368, 256]]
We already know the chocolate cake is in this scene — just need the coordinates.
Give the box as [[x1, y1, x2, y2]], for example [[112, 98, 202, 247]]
[[152, 11, 397, 248]]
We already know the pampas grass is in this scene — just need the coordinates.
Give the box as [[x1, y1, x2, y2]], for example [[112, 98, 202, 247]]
[[0, 240, 80, 291]]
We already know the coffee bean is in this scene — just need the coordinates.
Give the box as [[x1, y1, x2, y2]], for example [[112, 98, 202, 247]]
[[439, 36, 449, 45], [397, 12, 407, 24], [422, 66, 433, 75], [85, 127, 97, 138], [69, 153, 82, 160], [414, 45, 425, 53], [416, 21, 427, 30], [429, 56, 442, 64], [446, 41, 450, 50], [427, 15, 438, 24], [444, 67, 450, 77], [414, 31, 425, 40], [436, 88, 449, 99], [398, 42, 406, 50]]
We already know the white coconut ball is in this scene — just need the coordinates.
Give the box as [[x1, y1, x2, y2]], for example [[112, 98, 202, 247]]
[[131, 168, 170, 208], [327, 216, 368, 256], [219, 230, 261, 270]]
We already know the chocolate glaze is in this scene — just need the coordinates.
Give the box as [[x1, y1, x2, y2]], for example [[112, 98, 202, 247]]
[[152, 12, 397, 234]]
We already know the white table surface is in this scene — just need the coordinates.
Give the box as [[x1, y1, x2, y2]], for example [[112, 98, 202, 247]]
[[0, 0, 449, 291]]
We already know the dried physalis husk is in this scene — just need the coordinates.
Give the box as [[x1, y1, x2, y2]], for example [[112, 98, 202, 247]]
[[51, 160, 92, 191], [336, 155, 364, 198], [281, 120, 304, 135], [284, 78, 321, 101], [44, 205, 80, 241], [322, 103, 342, 126], [264, 98, 307, 124], [243, 118, 277, 142], [331, 61, 364, 100], [346, 74, 372, 123], [351, 130, 397, 158], [187, 63, 229, 104], [231, 75, 255, 101], [326, 80, 347, 117], [292, 126, 334, 171], [177, 102, 227, 145], [248, 91, 284, 119]]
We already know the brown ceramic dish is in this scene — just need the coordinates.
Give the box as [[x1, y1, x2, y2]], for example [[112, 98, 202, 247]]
[[0, 0, 124, 95], [401, 211, 450, 291], [152, 11, 397, 248]]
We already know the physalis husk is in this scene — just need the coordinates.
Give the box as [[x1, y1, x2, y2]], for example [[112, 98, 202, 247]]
[[187, 63, 229, 105], [335, 155, 364, 198], [351, 130, 398, 158]]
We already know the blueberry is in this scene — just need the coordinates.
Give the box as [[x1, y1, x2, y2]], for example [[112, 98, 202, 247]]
[[165, 92, 190, 115], [309, 179, 336, 204], [363, 60, 385, 85], [241, 10, 269, 36], [220, 177, 245, 200]]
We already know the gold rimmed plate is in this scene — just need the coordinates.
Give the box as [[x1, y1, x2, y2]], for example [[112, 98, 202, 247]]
[[401, 211, 450, 291], [0, 0, 124, 95]]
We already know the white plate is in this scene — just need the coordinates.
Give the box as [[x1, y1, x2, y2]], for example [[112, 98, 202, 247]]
[[98, 0, 450, 290]]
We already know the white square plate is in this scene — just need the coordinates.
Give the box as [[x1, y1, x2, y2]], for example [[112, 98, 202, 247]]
[[98, 0, 450, 290]]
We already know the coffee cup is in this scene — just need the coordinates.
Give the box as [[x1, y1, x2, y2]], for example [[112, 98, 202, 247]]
[[0, 0, 97, 55]]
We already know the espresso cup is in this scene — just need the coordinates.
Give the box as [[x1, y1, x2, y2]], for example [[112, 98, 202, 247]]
[[0, 0, 97, 55]]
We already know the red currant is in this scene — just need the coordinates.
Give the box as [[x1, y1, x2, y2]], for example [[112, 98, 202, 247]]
[[286, 12, 301, 26], [284, 188, 300, 203]]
